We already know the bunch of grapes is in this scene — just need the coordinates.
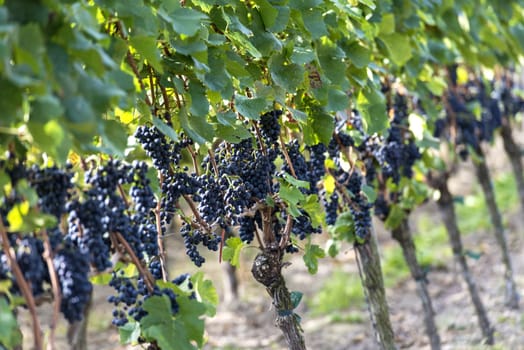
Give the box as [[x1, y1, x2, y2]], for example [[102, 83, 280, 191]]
[[54, 244, 93, 322], [434, 68, 504, 160], [107, 267, 195, 326]]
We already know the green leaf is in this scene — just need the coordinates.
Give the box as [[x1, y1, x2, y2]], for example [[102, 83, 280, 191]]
[[303, 241, 325, 274], [188, 80, 210, 117], [378, 33, 412, 66], [282, 172, 310, 189], [114, 262, 139, 278], [143, 323, 185, 350], [191, 271, 219, 317], [288, 0, 323, 10], [102, 120, 128, 157], [129, 36, 163, 73], [170, 8, 208, 37], [301, 194, 323, 229], [28, 119, 70, 164], [361, 184, 377, 203], [178, 108, 214, 144], [255, 0, 278, 29], [384, 204, 406, 230], [310, 110, 334, 145], [287, 107, 308, 124], [0, 78, 23, 126], [327, 239, 341, 257], [176, 296, 207, 347], [267, 6, 290, 32], [379, 13, 395, 35], [357, 88, 388, 135], [279, 182, 305, 207], [327, 88, 349, 112], [216, 111, 237, 126], [235, 95, 269, 120], [215, 123, 253, 143], [141, 295, 173, 328], [30, 95, 63, 123], [291, 46, 316, 65], [221, 237, 244, 268], [226, 32, 262, 59], [90, 272, 112, 285], [331, 211, 355, 242], [0, 298, 22, 349], [290, 291, 303, 309], [464, 249, 482, 260], [269, 53, 305, 91], [317, 42, 348, 86], [152, 117, 179, 142], [119, 321, 141, 345], [302, 8, 328, 39], [345, 43, 371, 69], [140, 296, 189, 350]]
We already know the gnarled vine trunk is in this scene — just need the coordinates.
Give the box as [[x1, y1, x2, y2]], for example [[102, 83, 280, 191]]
[[392, 218, 441, 350], [355, 231, 397, 350], [251, 243, 306, 350], [432, 173, 494, 344], [473, 147, 520, 309]]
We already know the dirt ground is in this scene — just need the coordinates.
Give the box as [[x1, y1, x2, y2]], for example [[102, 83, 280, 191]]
[[17, 132, 524, 350]]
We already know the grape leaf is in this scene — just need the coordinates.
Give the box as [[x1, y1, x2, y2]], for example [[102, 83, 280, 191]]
[[303, 242, 325, 274], [192, 271, 219, 317], [221, 237, 244, 268], [119, 321, 141, 345]]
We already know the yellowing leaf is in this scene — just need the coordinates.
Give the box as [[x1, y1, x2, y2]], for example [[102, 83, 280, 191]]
[[324, 175, 336, 194], [457, 66, 468, 85], [7, 201, 30, 232], [115, 107, 135, 124]]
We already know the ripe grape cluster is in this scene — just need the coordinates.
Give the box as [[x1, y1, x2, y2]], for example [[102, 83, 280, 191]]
[[0, 155, 167, 325], [135, 125, 200, 232], [373, 94, 421, 184], [107, 268, 195, 326], [434, 68, 505, 160], [54, 245, 93, 322], [14, 235, 48, 297]]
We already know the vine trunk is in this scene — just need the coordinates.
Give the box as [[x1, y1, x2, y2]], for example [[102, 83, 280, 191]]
[[251, 243, 306, 350], [355, 231, 397, 350], [500, 117, 524, 222], [433, 173, 494, 344], [392, 218, 441, 350], [473, 147, 520, 309]]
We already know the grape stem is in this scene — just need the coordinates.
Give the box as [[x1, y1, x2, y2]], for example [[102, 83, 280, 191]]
[[149, 66, 157, 109], [41, 229, 61, 350], [115, 19, 153, 108], [279, 134, 297, 178], [186, 144, 200, 176], [0, 219, 43, 350], [252, 122, 268, 156], [182, 194, 212, 232], [207, 149, 220, 177], [126, 51, 152, 107], [279, 213, 294, 250], [160, 85, 171, 119], [155, 173, 169, 282], [112, 232, 155, 293]]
